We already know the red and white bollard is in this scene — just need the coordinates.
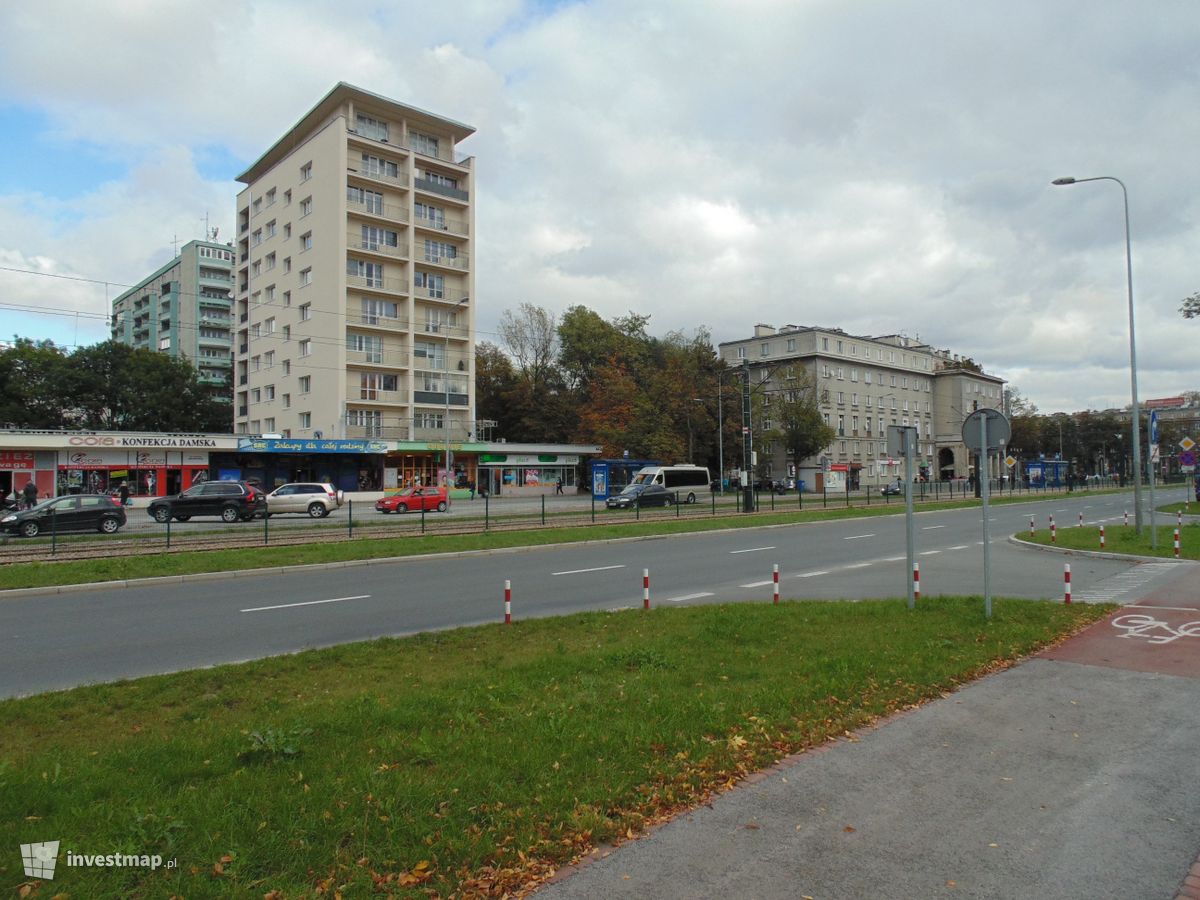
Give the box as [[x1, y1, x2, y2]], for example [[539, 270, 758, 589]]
[[1050, 516, 1057, 544], [1078, 512, 1083, 528], [773, 564, 780, 604], [504, 580, 512, 625], [1029, 516, 1035, 538], [1178, 509, 1183, 528], [1174, 528, 1181, 559], [643, 568, 650, 610], [1064, 564, 1071, 604], [913, 562, 921, 601], [1100, 525, 1106, 549], [1124, 510, 1129, 527]]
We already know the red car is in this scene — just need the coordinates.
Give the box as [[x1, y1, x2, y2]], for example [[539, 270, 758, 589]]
[[375, 486, 450, 514]]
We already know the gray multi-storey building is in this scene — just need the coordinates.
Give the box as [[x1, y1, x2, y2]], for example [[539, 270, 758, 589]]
[[110, 238, 236, 391], [719, 324, 1006, 491]]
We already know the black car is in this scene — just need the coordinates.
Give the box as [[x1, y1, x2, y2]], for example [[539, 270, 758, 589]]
[[881, 481, 903, 496], [606, 483, 675, 509], [1, 494, 127, 537], [147, 480, 266, 523]]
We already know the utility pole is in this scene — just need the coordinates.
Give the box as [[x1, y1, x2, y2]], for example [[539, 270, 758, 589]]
[[741, 359, 754, 512]]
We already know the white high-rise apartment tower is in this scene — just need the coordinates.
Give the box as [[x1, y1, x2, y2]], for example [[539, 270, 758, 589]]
[[234, 83, 476, 441]]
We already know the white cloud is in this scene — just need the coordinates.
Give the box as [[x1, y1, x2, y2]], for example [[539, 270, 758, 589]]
[[1, 0, 1198, 412]]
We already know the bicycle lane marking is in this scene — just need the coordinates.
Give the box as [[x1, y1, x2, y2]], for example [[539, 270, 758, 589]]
[[1038, 563, 1200, 679]]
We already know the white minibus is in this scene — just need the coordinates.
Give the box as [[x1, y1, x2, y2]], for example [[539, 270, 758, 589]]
[[630, 465, 712, 504]]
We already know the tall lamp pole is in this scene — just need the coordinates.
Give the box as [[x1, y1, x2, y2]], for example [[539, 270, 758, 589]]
[[443, 297, 470, 487], [1052, 175, 1143, 532]]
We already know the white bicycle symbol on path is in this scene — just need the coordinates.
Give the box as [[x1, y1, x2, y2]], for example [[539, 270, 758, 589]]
[[1111, 613, 1200, 645]]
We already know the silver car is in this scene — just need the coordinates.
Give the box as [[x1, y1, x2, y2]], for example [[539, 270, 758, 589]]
[[264, 482, 344, 518]]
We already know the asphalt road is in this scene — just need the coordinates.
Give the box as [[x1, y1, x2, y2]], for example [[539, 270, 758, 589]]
[[0, 486, 1189, 698]]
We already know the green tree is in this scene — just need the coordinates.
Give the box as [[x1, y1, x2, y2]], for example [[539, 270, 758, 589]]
[[1179, 291, 1200, 318], [66, 341, 231, 432], [763, 370, 837, 478], [0, 338, 71, 427]]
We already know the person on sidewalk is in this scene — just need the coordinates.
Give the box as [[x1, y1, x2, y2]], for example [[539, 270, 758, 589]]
[[22, 479, 37, 510]]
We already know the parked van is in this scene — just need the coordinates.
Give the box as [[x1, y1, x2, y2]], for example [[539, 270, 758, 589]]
[[630, 465, 712, 504]]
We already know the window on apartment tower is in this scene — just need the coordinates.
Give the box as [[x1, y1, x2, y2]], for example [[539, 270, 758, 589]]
[[299, 339, 311, 357], [299, 412, 311, 428], [300, 162, 312, 182], [299, 375, 311, 393], [355, 114, 389, 142], [299, 268, 312, 286], [299, 303, 311, 321], [300, 196, 312, 217], [300, 232, 312, 251], [410, 131, 440, 157]]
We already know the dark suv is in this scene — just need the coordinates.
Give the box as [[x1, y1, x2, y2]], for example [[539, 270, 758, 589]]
[[147, 481, 266, 523]]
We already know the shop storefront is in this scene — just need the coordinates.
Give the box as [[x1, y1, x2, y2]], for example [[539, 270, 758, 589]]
[[477, 451, 582, 497], [0, 432, 236, 501], [214, 437, 390, 493]]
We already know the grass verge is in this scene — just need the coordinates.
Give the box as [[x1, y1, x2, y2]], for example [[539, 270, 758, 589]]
[[1019, 522, 1200, 560], [1, 598, 1110, 898]]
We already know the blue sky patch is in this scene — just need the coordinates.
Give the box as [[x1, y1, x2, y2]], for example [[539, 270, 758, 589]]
[[0, 105, 129, 199]]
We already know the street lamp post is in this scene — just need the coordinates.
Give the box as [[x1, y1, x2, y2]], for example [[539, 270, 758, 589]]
[[1052, 175, 1143, 532], [443, 297, 470, 487]]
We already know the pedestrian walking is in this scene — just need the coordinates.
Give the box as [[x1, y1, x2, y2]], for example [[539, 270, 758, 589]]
[[22, 479, 37, 510], [468, 479, 476, 501], [555, 477, 564, 495], [118, 481, 130, 507]]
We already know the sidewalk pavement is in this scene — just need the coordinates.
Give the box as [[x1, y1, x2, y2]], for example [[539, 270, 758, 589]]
[[537, 562, 1200, 900]]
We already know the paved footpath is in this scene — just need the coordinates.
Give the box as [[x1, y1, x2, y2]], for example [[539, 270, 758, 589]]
[[538, 562, 1200, 900]]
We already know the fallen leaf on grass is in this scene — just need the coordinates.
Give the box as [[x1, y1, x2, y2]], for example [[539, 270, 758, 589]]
[[843, 825, 856, 833]]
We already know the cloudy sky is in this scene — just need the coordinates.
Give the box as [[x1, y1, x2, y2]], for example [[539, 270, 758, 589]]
[[1, 0, 1197, 415]]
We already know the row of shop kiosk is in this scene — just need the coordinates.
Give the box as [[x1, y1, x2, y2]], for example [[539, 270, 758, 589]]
[[0, 432, 600, 503]]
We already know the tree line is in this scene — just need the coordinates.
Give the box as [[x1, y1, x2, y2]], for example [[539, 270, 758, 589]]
[[0, 338, 231, 433], [477, 304, 835, 476], [1006, 388, 1199, 477]]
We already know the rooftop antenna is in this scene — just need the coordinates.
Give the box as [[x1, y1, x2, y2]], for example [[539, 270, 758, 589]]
[[170, 234, 181, 256]]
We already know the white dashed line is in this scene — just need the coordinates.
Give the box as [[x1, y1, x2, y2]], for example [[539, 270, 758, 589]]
[[741, 580, 775, 588], [920, 550, 941, 556], [553, 564, 626, 576], [242, 594, 370, 613], [668, 592, 715, 603], [796, 571, 829, 578], [922, 525, 946, 530], [844, 534, 875, 540], [730, 546, 776, 554]]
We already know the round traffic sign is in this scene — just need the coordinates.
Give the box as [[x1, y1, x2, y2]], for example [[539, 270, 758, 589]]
[[962, 408, 1011, 453]]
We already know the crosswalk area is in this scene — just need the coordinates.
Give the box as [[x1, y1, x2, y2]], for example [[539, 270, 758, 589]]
[[1071, 562, 1182, 603]]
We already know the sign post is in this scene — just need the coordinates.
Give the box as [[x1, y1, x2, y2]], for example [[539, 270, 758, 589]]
[[887, 425, 919, 609], [1149, 411, 1159, 549], [963, 408, 1011, 619]]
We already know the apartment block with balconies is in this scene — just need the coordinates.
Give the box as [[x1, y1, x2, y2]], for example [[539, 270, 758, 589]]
[[233, 83, 476, 441], [719, 324, 1004, 488], [110, 239, 236, 393]]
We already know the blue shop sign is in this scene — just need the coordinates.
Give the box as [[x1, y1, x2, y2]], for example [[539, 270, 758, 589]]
[[237, 438, 388, 454]]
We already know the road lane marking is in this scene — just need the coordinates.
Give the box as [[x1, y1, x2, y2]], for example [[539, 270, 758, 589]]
[[922, 525, 946, 530], [843, 563, 871, 569], [741, 580, 775, 588], [883, 556, 906, 562], [796, 571, 829, 578], [920, 550, 941, 556], [553, 564, 626, 576], [844, 534, 875, 540], [242, 594, 371, 613], [948, 545, 970, 551], [730, 546, 776, 554], [668, 592, 715, 603]]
